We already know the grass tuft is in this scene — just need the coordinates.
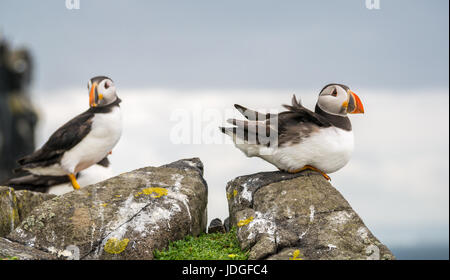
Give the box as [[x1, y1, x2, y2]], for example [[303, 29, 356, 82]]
[[1, 256, 19, 260], [154, 227, 248, 260]]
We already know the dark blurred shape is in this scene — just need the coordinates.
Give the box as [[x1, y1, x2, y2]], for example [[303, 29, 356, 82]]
[[0, 33, 38, 183], [207, 218, 226, 234]]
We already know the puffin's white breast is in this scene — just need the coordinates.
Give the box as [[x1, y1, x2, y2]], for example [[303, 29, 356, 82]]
[[269, 127, 354, 173], [61, 106, 122, 173]]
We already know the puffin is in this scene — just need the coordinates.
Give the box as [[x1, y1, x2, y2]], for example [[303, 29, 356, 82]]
[[13, 76, 122, 190], [6, 156, 114, 195], [220, 84, 364, 180]]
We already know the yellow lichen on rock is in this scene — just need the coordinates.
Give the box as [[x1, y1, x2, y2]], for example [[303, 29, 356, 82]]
[[136, 187, 168, 198], [289, 249, 303, 260], [104, 237, 130, 254], [226, 189, 238, 200], [237, 216, 254, 227]]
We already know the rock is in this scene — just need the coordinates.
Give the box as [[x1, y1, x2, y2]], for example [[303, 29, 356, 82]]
[[266, 247, 305, 260], [14, 190, 56, 223], [0, 186, 55, 237], [226, 170, 395, 260], [223, 217, 230, 232], [208, 218, 225, 234], [7, 158, 208, 260], [0, 187, 19, 237], [0, 237, 55, 260]]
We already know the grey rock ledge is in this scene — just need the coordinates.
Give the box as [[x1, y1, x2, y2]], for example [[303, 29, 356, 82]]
[[226, 170, 395, 260], [4, 158, 208, 260]]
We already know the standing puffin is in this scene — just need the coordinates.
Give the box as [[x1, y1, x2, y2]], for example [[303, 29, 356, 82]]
[[220, 84, 364, 180], [14, 76, 122, 190]]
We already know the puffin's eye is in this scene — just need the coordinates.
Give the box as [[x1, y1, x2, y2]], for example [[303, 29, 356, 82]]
[[104, 81, 110, 89], [331, 89, 337, 97]]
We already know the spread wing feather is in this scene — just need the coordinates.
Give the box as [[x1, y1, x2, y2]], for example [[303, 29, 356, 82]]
[[234, 104, 276, 121], [221, 95, 332, 146]]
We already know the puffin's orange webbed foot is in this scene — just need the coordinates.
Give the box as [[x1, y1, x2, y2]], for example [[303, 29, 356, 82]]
[[68, 173, 81, 190], [288, 165, 331, 181]]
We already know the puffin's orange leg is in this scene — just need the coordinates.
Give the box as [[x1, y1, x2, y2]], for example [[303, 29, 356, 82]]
[[288, 165, 331, 181], [68, 173, 81, 190]]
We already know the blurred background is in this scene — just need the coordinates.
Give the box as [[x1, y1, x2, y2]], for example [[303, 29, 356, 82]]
[[0, 0, 448, 259]]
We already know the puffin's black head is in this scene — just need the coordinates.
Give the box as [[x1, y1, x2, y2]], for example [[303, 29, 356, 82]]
[[317, 83, 364, 116], [87, 76, 119, 108]]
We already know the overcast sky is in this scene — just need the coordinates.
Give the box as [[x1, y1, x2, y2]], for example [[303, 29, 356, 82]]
[[1, 0, 448, 91], [1, 0, 448, 259]]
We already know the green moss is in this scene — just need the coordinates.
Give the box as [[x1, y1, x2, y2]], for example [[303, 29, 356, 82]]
[[1, 256, 19, 260], [154, 227, 248, 260]]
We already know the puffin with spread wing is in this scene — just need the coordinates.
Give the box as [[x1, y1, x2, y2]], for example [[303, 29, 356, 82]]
[[220, 84, 364, 180]]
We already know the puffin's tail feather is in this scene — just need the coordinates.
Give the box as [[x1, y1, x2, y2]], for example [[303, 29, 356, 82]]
[[282, 94, 303, 111], [234, 104, 275, 121], [219, 126, 235, 137], [5, 171, 69, 192], [220, 125, 250, 143], [291, 94, 301, 106], [221, 118, 277, 146], [6, 174, 37, 186], [13, 166, 25, 174], [17, 149, 44, 165]]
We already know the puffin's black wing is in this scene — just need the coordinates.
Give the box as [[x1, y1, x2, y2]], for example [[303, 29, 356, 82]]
[[279, 95, 331, 127], [17, 109, 95, 169], [221, 95, 332, 146], [277, 95, 332, 145]]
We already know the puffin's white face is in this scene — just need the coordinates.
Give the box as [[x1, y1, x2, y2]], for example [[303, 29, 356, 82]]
[[317, 84, 364, 116], [88, 77, 118, 108]]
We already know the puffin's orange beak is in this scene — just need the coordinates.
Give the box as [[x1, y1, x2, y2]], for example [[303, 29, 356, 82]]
[[89, 83, 98, 107], [347, 90, 364, 114]]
